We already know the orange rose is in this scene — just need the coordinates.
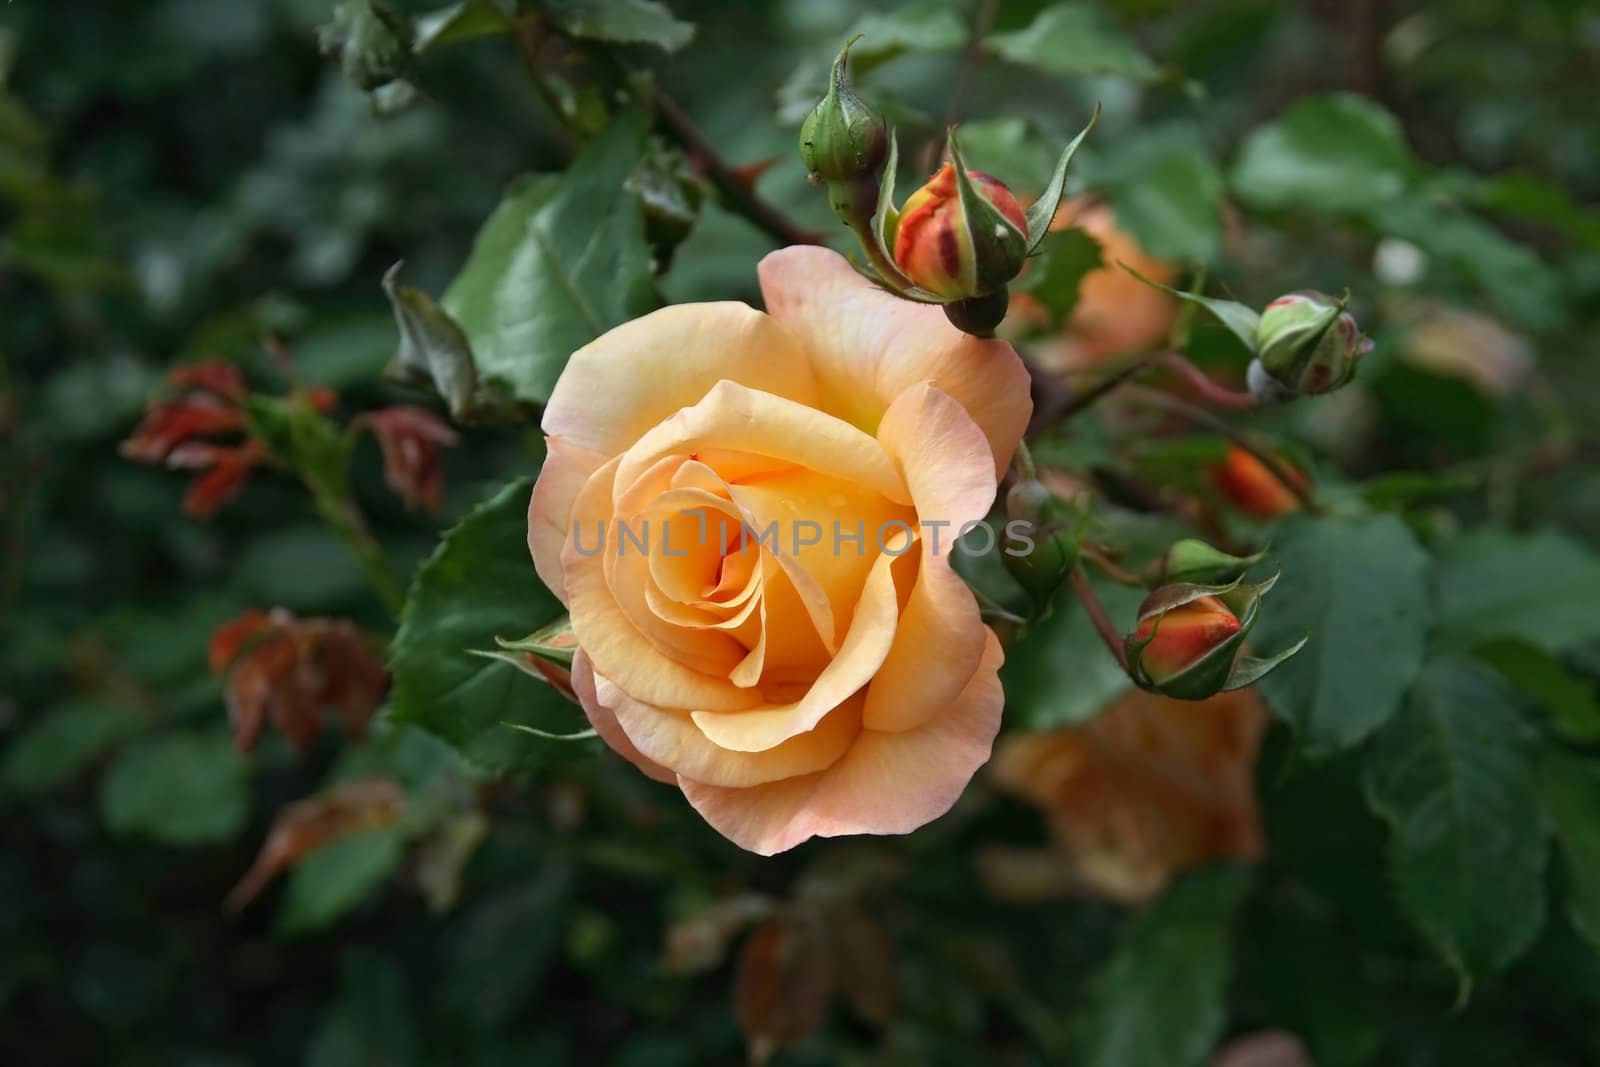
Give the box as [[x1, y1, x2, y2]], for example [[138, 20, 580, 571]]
[[1210, 445, 1305, 521], [527, 247, 1032, 855]]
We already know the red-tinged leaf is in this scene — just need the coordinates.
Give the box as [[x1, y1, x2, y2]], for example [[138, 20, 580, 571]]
[[213, 609, 389, 752], [226, 778, 405, 911], [355, 404, 460, 514], [120, 396, 245, 463], [208, 609, 277, 672], [167, 360, 247, 399], [735, 915, 834, 1066], [663, 893, 775, 976], [174, 441, 265, 519]]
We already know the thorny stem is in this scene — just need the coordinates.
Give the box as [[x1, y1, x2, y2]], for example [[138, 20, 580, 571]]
[[946, 0, 1000, 127], [1125, 384, 1322, 514], [1069, 566, 1131, 674], [1013, 438, 1039, 481]]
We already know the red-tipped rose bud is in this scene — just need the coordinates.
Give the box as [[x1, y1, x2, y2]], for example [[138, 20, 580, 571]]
[[1211, 446, 1305, 521], [1131, 595, 1243, 686], [1125, 575, 1306, 700], [1250, 290, 1371, 399], [893, 162, 1028, 302]]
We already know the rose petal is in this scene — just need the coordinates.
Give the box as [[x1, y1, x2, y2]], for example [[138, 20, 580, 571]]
[[615, 380, 911, 508], [690, 550, 901, 753], [572, 650, 676, 784], [604, 678, 864, 788], [758, 246, 1031, 477], [543, 302, 817, 456], [864, 384, 995, 731], [681, 632, 1005, 855], [528, 438, 607, 602]]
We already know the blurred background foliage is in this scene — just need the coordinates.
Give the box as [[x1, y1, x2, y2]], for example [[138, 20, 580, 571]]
[[3, 0, 1600, 1064]]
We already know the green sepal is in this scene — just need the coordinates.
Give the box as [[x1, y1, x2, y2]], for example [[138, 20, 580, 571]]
[[1023, 103, 1100, 256], [1121, 263, 1262, 354]]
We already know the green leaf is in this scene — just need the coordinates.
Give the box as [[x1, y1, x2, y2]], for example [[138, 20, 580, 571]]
[[1230, 94, 1416, 214], [280, 827, 408, 934], [1021, 105, 1099, 256], [389, 478, 582, 774], [382, 261, 481, 421], [443, 863, 574, 1026], [2, 701, 142, 795], [1375, 198, 1564, 330], [1475, 640, 1600, 743], [306, 951, 417, 1067], [1535, 751, 1600, 953], [413, 0, 515, 54], [988, 3, 1160, 81], [1018, 227, 1102, 322], [99, 731, 249, 846], [1078, 866, 1249, 1067], [846, 3, 968, 71], [1001, 577, 1145, 730], [1250, 514, 1431, 756], [441, 111, 659, 408], [542, 0, 695, 52], [1432, 529, 1600, 657], [1081, 124, 1223, 262], [1365, 658, 1547, 987]]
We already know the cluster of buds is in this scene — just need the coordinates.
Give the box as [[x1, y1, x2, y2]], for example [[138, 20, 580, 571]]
[[1123, 271, 1373, 402], [800, 40, 1096, 337], [1124, 574, 1304, 700]]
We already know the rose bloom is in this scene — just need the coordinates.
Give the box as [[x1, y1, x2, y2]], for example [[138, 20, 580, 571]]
[[527, 247, 1030, 854]]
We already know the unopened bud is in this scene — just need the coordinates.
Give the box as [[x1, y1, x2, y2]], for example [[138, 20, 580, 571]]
[[1143, 539, 1266, 587], [893, 161, 1027, 301], [800, 40, 887, 226], [1124, 575, 1302, 700], [1002, 478, 1078, 605], [1251, 290, 1371, 398], [1211, 446, 1305, 521]]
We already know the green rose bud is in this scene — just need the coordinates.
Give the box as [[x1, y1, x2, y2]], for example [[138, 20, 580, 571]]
[[1250, 290, 1372, 399], [1002, 478, 1079, 606], [1142, 539, 1267, 587], [799, 40, 887, 227]]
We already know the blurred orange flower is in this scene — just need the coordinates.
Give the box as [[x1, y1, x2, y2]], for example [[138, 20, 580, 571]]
[[984, 686, 1268, 903], [1028, 199, 1180, 370]]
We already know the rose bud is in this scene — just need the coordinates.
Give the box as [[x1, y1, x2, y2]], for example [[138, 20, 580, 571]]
[[1211, 446, 1306, 521], [799, 39, 887, 227], [1125, 576, 1304, 700], [1249, 290, 1372, 399], [1142, 538, 1266, 587], [893, 161, 1028, 305], [1002, 477, 1078, 606]]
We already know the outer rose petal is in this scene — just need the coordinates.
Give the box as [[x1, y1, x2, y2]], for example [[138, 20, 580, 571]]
[[528, 438, 607, 602], [543, 302, 818, 456], [680, 632, 1005, 855], [571, 650, 675, 784], [865, 383, 996, 731], [758, 246, 1031, 476]]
